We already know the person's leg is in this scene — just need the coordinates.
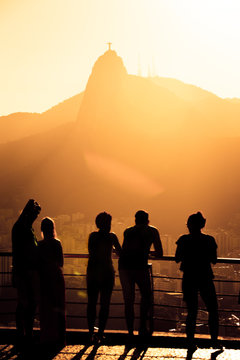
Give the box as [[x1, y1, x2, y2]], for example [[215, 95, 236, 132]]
[[24, 270, 38, 342], [98, 274, 114, 335], [24, 302, 35, 341], [16, 302, 25, 339], [87, 275, 99, 335], [182, 277, 198, 344], [119, 269, 135, 335], [57, 274, 66, 346], [16, 273, 29, 340], [135, 269, 152, 335], [199, 279, 219, 342]]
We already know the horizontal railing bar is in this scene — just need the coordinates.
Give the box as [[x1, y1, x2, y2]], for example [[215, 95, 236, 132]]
[[1, 296, 239, 309], [152, 289, 240, 297], [153, 275, 182, 280], [153, 317, 177, 323], [65, 254, 240, 264], [66, 315, 142, 319], [1, 252, 240, 265], [209, 279, 240, 284], [152, 275, 240, 283], [61, 273, 240, 285], [0, 286, 238, 297], [154, 317, 240, 328], [64, 274, 86, 277], [0, 287, 238, 298], [0, 311, 238, 328], [153, 289, 182, 294], [216, 294, 239, 297], [154, 303, 240, 312], [66, 302, 240, 313], [64, 254, 89, 259], [66, 288, 122, 291], [0, 297, 239, 312], [66, 254, 240, 265], [1, 270, 240, 285]]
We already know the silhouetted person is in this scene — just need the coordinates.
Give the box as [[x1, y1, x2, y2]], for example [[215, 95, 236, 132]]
[[12, 199, 41, 347], [38, 217, 66, 349], [118, 210, 163, 337], [87, 212, 122, 342], [175, 212, 219, 351]]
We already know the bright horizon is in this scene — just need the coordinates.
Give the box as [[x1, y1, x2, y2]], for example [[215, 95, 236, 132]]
[[1, 0, 240, 116]]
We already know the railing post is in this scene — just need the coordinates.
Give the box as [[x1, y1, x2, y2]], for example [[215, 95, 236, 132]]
[[148, 263, 154, 335]]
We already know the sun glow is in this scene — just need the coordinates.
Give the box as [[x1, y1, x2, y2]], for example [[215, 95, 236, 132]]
[[84, 152, 164, 197], [1, 0, 240, 115]]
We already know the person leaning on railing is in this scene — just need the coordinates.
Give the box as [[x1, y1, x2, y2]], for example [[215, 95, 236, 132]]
[[175, 211, 220, 353], [86, 212, 122, 343], [118, 210, 163, 339]]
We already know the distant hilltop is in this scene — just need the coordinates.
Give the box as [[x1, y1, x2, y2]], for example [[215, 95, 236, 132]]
[[1, 48, 240, 143], [0, 48, 240, 233]]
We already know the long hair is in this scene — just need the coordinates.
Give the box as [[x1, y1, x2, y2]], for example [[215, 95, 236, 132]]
[[41, 217, 56, 239]]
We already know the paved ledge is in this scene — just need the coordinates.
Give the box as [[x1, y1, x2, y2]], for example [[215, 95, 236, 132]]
[[1, 329, 240, 360], [2, 328, 240, 349], [56, 344, 240, 360], [1, 343, 240, 360]]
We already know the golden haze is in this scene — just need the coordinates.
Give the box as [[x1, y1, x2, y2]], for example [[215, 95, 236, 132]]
[[1, 1, 240, 115], [0, 49, 240, 235]]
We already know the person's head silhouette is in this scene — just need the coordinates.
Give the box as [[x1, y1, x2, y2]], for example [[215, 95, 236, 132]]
[[41, 217, 56, 239], [95, 212, 112, 233], [135, 210, 149, 225], [20, 199, 41, 225], [187, 212, 206, 234]]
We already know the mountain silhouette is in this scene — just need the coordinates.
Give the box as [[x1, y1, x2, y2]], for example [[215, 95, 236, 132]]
[[0, 93, 83, 143], [1, 48, 240, 234]]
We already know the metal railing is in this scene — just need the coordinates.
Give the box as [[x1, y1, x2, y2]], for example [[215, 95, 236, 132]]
[[0, 252, 240, 338]]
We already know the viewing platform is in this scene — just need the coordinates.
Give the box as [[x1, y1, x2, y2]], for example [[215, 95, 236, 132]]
[[1, 253, 240, 359], [0, 328, 240, 360]]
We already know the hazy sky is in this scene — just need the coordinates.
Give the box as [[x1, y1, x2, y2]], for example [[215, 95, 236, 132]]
[[1, 0, 240, 115]]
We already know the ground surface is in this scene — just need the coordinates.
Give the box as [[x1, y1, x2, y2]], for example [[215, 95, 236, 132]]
[[1, 343, 240, 360]]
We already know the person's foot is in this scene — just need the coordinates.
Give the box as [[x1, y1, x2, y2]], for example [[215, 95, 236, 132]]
[[187, 340, 197, 354], [138, 328, 151, 337], [87, 331, 95, 344], [126, 332, 135, 344], [93, 332, 106, 344], [210, 339, 224, 350]]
